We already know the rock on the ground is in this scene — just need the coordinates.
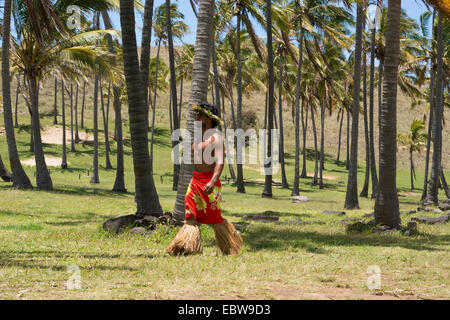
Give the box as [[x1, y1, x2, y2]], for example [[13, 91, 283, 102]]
[[403, 210, 417, 215], [322, 210, 346, 216], [102, 214, 137, 234], [403, 221, 418, 236], [411, 215, 449, 225], [438, 203, 450, 211], [363, 212, 374, 218], [242, 214, 279, 222], [292, 196, 309, 203], [372, 225, 396, 234], [135, 215, 158, 228], [340, 217, 358, 225], [232, 222, 249, 232]]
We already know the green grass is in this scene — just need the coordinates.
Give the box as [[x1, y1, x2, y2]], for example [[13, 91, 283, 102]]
[[0, 78, 449, 300]]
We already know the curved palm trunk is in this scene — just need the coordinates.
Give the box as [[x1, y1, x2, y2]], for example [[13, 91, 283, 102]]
[[90, 75, 99, 183], [361, 49, 370, 197], [100, 80, 112, 169], [278, 56, 288, 189], [262, 0, 275, 198], [14, 78, 20, 128], [0, 154, 12, 182], [425, 13, 444, 205], [150, 39, 162, 172], [236, 13, 246, 193], [166, 0, 180, 192], [1, 0, 32, 189], [53, 77, 58, 125], [344, 3, 363, 209], [369, 25, 378, 198], [172, 0, 216, 222], [120, 0, 162, 216], [30, 76, 53, 189], [374, 0, 402, 228]]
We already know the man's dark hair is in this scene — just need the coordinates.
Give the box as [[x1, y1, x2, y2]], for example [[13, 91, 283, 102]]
[[199, 103, 220, 128]]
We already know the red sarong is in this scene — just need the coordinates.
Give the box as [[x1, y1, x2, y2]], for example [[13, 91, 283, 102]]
[[185, 171, 224, 225]]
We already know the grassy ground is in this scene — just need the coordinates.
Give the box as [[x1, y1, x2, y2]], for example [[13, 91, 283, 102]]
[[0, 69, 449, 299]]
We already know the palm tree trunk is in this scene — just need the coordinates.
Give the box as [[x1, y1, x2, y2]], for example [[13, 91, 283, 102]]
[[235, 12, 246, 193], [75, 83, 80, 143], [70, 84, 76, 152], [166, 0, 180, 192], [150, 39, 162, 172], [80, 81, 86, 129], [311, 104, 318, 185], [99, 79, 112, 169], [222, 90, 236, 180], [0, 154, 12, 182], [346, 107, 349, 170], [30, 76, 52, 189], [319, 88, 325, 189], [344, 3, 364, 209], [178, 77, 183, 125], [374, 0, 402, 228], [278, 56, 288, 189], [361, 48, 370, 198], [410, 150, 415, 190], [14, 77, 20, 128], [102, 10, 126, 192], [425, 13, 444, 205], [53, 77, 58, 125], [440, 168, 450, 199], [120, 0, 162, 216], [172, 0, 216, 222], [61, 80, 67, 169], [90, 74, 100, 183], [369, 23, 378, 198], [301, 98, 308, 178], [262, 0, 275, 198], [140, 0, 154, 111], [336, 109, 343, 163]]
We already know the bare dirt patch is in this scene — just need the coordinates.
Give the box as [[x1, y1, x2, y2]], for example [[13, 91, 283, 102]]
[[21, 156, 64, 167], [41, 126, 93, 145], [306, 172, 338, 181]]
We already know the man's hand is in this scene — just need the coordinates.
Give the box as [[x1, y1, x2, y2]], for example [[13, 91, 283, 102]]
[[203, 180, 215, 194]]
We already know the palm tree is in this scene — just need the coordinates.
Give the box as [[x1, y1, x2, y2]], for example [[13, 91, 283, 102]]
[[61, 80, 68, 169], [262, 0, 275, 198], [172, 0, 216, 223], [119, 0, 163, 216], [374, 0, 402, 228], [140, 0, 154, 110], [1, 0, 32, 189], [398, 118, 427, 190], [102, 10, 126, 192], [425, 12, 445, 205], [344, 2, 364, 210], [166, 0, 181, 191], [99, 80, 113, 169], [90, 73, 100, 184]]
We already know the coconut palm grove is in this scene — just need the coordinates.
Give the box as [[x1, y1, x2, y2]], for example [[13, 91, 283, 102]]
[[0, 0, 449, 301]]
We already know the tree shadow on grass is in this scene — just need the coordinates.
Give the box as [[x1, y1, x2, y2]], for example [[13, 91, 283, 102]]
[[43, 186, 134, 198], [223, 209, 313, 219], [243, 224, 449, 253]]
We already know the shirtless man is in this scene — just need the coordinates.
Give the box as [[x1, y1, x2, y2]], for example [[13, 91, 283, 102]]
[[166, 104, 242, 256]]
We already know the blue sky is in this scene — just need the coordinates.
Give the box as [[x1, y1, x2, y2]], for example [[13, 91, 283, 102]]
[[108, 0, 431, 46]]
